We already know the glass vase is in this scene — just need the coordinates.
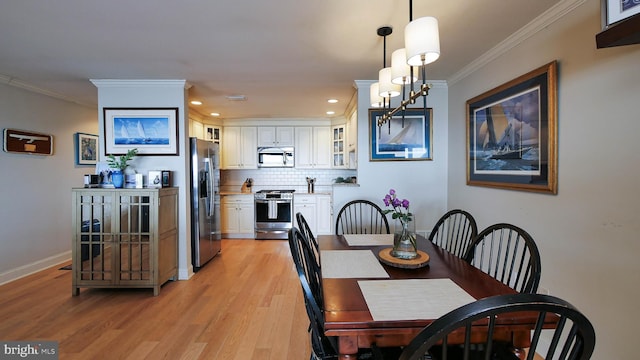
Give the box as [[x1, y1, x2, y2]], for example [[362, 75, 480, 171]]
[[391, 219, 418, 259]]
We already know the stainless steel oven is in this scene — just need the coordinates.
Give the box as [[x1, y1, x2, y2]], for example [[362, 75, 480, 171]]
[[254, 190, 294, 240]]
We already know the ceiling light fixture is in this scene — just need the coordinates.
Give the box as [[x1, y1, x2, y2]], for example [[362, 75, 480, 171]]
[[190, 100, 202, 105], [376, 0, 440, 128], [327, 99, 338, 104], [226, 95, 247, 101], [370, 82, 383, 107], [377, 26, 401, 101], [210, 112, 220, 117]]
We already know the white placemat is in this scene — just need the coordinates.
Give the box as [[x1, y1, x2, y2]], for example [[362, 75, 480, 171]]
[[358, 278, 476, 321], [343, 234, 394, 246], [321, 250, 389, 279]]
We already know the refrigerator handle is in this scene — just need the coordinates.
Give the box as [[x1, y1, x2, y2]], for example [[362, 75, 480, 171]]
[[207, 156, 215, 217]]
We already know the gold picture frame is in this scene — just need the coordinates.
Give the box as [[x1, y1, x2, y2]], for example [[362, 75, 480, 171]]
[[466, 61, 558, 194]]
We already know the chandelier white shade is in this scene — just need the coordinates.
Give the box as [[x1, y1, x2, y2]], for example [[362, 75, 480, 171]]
[[391, 48, 417, 85], [378, 67, 401, 98], [370, 82, 384, 107], [405, 16, 440, 66]]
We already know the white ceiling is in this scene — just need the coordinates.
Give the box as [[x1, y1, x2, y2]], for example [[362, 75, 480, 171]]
[[0, 0, 561, 121]]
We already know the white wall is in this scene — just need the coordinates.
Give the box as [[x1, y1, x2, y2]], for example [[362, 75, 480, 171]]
[[447, 0, 640, 358], [333, 80, 449, 235], [92, 80, 193, 279], [0, 83, 97, 283]]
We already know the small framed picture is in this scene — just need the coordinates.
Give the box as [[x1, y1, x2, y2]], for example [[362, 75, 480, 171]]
[[161, 170, 172, 187], [75, 133, 98, 165], [148, 171, 163, 188]]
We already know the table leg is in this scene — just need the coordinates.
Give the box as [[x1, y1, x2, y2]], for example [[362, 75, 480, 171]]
[[338, 335, 359, 359]]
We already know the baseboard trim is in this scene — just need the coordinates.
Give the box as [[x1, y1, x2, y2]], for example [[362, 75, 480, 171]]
[[0, 251, 71, 286]]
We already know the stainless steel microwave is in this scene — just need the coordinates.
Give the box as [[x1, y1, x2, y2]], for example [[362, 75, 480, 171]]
[[257, 147, 294, 168]]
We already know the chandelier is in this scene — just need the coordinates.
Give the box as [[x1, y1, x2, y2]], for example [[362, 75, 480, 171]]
[[371, 0, 440, 128]]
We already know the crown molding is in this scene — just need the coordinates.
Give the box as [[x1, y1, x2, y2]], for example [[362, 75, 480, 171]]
[[90, 79, 189, 88], [0, 73, 95, 108], [448, 0, 588, 86]]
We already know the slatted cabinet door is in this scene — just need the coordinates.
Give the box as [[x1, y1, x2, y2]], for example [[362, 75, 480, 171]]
[[72, 187, 178, 296]]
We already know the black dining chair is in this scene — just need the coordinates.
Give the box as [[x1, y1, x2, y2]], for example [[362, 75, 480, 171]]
[[463, 223, 541, 294], [288, 227, 323, 307], [428, 209, 478, 259], [296, 212, 319, 264], [373, 293, 596, 360], [335, 200, 390, 235], [288, 227, 401, 360]]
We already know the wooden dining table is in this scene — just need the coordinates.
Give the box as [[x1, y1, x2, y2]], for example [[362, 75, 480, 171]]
[[318, 234, 535, 359]]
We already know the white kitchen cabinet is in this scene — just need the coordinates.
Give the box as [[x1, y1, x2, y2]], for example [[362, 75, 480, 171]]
[[295, 126, 331, 169], [204, 125, 221, 144], [332, 125, 346, 168], [316, 194, 333, 235], [222, 126, 257, 169], [294, 194, 332, 235], [257, 126, 294, 147], [221, 195, 255, 238]]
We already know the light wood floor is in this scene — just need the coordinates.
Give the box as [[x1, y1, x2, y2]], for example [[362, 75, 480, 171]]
[[0, 239, 310, 360]]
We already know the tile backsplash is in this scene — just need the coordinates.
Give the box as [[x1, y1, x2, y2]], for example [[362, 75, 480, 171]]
[[220, 168, 357, 193]]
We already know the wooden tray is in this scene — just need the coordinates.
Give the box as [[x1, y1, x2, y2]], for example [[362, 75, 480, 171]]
[[378, 248, 430, 269]]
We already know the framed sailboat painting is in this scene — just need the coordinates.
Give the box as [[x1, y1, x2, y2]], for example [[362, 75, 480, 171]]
[[466, 61, 558, 194], [103, 108, 179, 156], [369, 108, 433, 161]]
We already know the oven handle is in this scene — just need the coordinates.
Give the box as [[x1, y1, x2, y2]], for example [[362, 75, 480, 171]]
[[255, 199, 292, 204]]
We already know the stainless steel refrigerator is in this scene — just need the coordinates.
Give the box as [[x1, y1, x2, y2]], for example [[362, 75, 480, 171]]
[[190, 137, 221, 270]]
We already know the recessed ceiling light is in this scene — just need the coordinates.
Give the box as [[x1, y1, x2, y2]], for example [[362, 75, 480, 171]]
[[326, 111, 335, 115], [327, 99, 338, 103], [190, 100, 202, 105], [210, 112, 220, 117]]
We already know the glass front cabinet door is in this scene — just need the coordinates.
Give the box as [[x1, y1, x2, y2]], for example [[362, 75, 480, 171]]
[[332, 125, 346, 168]]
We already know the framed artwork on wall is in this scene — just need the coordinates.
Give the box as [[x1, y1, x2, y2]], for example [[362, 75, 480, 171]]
[[369, 108, 433, 161], [3, 128, 53, 155], [103, 107, 179, 156], [602, 0, 640, 27], [75, 132, 98, 165], [466, 61, 558, 194]]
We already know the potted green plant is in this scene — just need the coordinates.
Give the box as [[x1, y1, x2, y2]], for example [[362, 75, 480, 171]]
[[106, 148, 138, 188]]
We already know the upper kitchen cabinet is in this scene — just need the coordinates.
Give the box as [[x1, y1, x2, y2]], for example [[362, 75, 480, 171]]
[[204, 125, 221, 144], [295, 126, 331, 169], [332, 125, 346, 168], [222, 126, 257, 169], [257, 126, 294, 147]]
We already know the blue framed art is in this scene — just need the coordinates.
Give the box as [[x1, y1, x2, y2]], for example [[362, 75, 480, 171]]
[[75, 132, 98, 165], [369, 108, 433, 161], [103, 107, 179, 156]]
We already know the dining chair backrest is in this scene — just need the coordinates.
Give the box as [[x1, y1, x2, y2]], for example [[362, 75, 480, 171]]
[[296, 212, 319, 265], [395, 293, 596, 360], [288, 227, 323, 306], [335, 200, 390, 235], [463, 223, 541, 293], [428, 209, 478, 258], [287, 227, 337, 359]]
